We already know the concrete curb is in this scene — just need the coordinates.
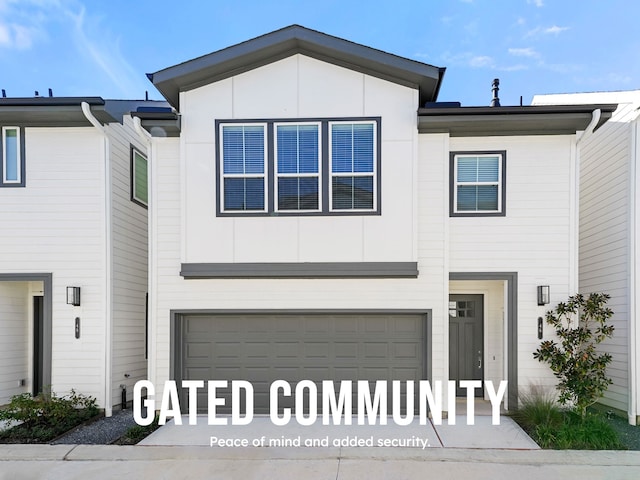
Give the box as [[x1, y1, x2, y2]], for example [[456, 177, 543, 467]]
[[1, 444, 640, 466]]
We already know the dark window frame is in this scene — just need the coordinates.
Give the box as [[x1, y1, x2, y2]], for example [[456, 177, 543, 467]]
[[0, 126, 26, 188], [215, 117, 382, 217], [130, 145, 148, 208], [449, 150, 507, 217]]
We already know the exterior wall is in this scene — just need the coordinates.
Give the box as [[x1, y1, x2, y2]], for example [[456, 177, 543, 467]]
[[107, 116, 149, 408], [0, 282, 29, 404], [149, 56, 449, 400], [0, 127, 107, 404], [448, 135, 576, 394], [534, 91, 640, 417], [181, 54, 415, 264]]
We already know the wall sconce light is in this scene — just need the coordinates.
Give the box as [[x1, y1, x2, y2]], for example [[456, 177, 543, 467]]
[[537, 285, 550, 306], [66, 286, 81, 306]]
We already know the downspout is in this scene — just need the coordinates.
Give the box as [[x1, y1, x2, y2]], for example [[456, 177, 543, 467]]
[[132, 117, 155, 389], [81, 102, 113, 417], [630, 109, 640, 425], [571, 109, 601, 295]]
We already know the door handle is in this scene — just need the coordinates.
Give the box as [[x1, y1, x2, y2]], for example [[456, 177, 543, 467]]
[[478, 351, 482, 369]]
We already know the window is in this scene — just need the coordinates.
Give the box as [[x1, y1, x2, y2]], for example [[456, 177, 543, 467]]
[[275, 123, 320, 211], [220, 124, 267, 212], [450, 151, 506, 216], [330, 122, 376, 211], [1, 126, 24, 187], [131, 147, 148, 207], [216, 118, 380, 216]]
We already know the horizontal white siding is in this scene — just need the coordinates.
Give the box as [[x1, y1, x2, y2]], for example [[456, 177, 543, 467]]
[[0, 282, 29, 404], [449, 135, 575, 393], [534, 91, 640, 414], [107, 117, 149, 408], [0, 127, 106, 404]]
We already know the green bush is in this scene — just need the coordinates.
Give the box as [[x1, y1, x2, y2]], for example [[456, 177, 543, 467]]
[[512, 388, 623, 450], [533, 293, 615, 418], [0, 389, 98, 443]]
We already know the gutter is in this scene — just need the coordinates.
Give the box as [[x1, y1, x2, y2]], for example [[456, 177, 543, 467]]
[[81, 102, 113, 417]]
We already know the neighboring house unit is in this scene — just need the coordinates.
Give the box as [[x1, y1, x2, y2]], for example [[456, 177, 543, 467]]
[[0, 96, 167, 414], [140, 25, 616, 414], [533, 90, 640, 425]]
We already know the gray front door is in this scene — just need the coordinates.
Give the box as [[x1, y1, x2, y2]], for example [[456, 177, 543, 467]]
[[449, 295, 483, 397]]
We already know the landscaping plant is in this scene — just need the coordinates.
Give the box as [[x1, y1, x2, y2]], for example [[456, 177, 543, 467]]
[[533, 292, 614, 418], [0, 389, 98, 443]]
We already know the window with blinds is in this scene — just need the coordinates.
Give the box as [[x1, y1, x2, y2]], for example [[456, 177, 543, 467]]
[[131, 148, 148, 207], [221, 124, 267, 212], [452, 153, 505, 215], [216, 118, 380, 216], [275, 123, 320, 211], [330, 122, 375, 211]]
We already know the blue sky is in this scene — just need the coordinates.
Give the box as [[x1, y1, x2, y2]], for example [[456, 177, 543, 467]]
[[0, 0, 637, 106]]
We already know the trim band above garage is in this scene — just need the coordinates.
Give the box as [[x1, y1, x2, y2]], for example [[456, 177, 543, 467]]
[[180, 262, 419, 279]]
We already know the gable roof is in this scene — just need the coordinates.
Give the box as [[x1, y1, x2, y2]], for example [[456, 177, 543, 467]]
[[148, 25, 445, 110]]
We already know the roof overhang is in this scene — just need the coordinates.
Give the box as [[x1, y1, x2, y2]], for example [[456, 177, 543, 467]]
[[0, 97, 117, 126], [130, 110, 181, 137], [148, 25, 445, 110], [418, 104, 618, 136]]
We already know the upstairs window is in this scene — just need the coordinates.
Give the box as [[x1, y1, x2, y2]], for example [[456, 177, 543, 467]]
[[330, 122, 376, 211], [131, 147, 148, 207], [1, 126, 24, 187], [216, 118, 380, 217], [451, 152, 506, 216], [220, 124, 267, 212], [275, 123, 320, 212]]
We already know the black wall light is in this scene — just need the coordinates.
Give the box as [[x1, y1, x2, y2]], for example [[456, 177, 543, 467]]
[[537, 285, 550, 306], [66, 286, 81, 306]]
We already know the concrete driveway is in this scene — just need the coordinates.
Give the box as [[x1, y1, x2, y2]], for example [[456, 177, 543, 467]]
[[139, 414, 539, 449]]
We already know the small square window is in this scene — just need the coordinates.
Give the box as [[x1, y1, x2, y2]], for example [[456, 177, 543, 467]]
[[131, 147, 148, 207], [450, 151, 506, 216]]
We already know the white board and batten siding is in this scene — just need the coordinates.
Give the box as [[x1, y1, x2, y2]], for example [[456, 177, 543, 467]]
[[534, 91, 640, 417], [106, 116, 149, 408], [0, 127, 107, 402], [148, 55, 449, 398]]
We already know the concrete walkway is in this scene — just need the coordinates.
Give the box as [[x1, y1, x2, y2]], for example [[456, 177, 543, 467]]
[[1, 444, 640, 479]]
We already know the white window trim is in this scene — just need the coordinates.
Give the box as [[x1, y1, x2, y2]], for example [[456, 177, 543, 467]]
[[219, 123, 268, 214], [274, 121, 322, 213], [328, 120, 377, 213], [453, 153, 503, 214], [2, 126, 21, 184]]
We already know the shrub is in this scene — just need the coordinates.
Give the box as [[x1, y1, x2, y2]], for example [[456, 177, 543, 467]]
[[0, 389, 98, 443], [533, 292, 614, 418]]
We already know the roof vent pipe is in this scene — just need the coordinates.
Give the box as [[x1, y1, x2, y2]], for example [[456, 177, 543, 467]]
[[491, 78, 500, 107], [1, 89, 5, 98], [48, 88, 53, 97]]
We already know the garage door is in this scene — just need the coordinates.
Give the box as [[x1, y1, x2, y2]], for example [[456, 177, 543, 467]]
[[179, 313, 426, 414]]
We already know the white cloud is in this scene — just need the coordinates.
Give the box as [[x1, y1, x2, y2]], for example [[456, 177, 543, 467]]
[[526, 25, 570, 38], [508, 47, 539, 58], [469, 55, 494, 68], [527, 0, 544, 7]]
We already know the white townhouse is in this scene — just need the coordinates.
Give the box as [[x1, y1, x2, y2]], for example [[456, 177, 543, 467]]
[[138, 25, 616, 415], [533, 90, 640, 425], [0, 96, 169, 414]]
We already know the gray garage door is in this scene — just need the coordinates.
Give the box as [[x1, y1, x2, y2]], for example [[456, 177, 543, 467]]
[[179, 313, 426, 414]]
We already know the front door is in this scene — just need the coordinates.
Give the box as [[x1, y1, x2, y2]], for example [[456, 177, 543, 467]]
[[33, 295, 44, 396], [449, 294, 484, 397]]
